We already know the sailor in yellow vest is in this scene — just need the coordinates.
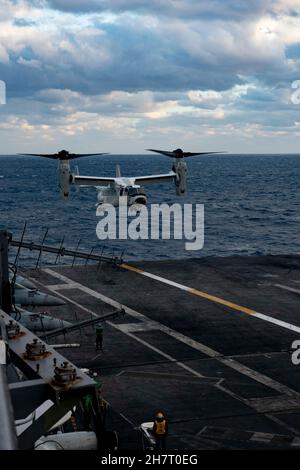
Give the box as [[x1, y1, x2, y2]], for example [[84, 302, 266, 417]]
[[153, 411, 168, 451]]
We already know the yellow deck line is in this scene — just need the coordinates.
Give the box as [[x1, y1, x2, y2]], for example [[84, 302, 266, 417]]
[[120, 263, 256, 316], [121, 263, 144, 274], [189, 289, 256, 315]]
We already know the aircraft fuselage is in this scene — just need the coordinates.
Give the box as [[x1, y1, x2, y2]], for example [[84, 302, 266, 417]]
[[96, 184, 147, 207]]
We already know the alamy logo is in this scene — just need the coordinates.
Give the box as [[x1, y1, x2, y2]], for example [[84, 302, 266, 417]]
[[291, 80, 300, 105], [95, 199, 204, 251], [291, 340, 300, 365], [0, 80, 6, 104]]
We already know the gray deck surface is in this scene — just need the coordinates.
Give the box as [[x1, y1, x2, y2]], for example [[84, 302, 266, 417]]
[[25, 255, 300, 450]]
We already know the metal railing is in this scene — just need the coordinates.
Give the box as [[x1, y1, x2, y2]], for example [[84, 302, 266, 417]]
[[40, 308, 125, 340], [10, 222, 124, 268]]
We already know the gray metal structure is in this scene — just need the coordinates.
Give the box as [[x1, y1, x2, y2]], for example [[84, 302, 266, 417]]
[[11, 238, 122, 266], [0, 229, 109, 450], [40, 307, 125, 340], [0, 230, 12, 313], [0, 318, 18, 450]]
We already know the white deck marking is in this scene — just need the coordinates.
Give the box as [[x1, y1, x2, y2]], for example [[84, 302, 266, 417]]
[[116, 322, 160, 333], [275, 284, 300, 295], [112, 326, 205, 378], [120, 264, 300, 334], [249, 432, 272, 443], [46, 269, 300, 334], [91, 353, 102, 361], [45, 283, 78, 290], [37, 268, 300, 435], [253, 312, 300, 333], [41, 289, 99, 318], [292, 437, 300, 447], [119, 413, 134, 427], [43, 272, 205, 379], [136, 271, 191, 292], [201, 426, 300, 446], [42, 268, 300, 398]]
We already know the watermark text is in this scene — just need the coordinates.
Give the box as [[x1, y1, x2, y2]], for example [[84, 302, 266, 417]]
[[96, 199, 204, 251], [291, 80, 300, 105], [0, 80, 6, 105]]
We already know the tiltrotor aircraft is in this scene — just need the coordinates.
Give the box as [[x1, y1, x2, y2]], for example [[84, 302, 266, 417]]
[[20, 148, 222, 207]]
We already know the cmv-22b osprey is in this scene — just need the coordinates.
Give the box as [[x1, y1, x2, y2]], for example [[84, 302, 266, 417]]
[[20, 148, 223, 207]]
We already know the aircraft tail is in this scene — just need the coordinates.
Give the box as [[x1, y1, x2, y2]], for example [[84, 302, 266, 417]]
[[116, 164, 121, 178]]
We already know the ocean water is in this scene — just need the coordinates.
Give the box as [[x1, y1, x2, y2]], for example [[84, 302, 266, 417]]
[[0, 154, 300, 264]]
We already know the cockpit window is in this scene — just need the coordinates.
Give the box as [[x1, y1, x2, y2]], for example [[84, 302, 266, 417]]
[[128, 188, 138, 196], [128, 187, 146, 196]]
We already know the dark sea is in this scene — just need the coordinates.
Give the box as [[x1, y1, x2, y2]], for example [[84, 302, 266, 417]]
[[0, 154, 299, 265]]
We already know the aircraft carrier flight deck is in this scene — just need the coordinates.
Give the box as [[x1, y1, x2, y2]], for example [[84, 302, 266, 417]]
[[25, 254, 300, 450]]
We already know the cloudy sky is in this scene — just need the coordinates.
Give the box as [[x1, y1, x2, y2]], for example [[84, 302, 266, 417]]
[[0, 0, 300, 153]]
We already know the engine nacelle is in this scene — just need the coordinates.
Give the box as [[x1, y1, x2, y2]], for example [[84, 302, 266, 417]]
[[58, 160, 71, 199], [174, 159, 187, 196]]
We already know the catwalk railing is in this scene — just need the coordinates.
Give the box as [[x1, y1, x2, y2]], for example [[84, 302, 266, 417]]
[[10, 222, 124, 269]]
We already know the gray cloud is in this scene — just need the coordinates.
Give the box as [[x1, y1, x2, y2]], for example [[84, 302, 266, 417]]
[[0, 0, 299, 153], [0, 5, 294, 99], [47, 0, 272, 20]]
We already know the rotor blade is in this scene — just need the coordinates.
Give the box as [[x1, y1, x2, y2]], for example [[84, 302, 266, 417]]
[[68, 153, 108, 159], [183, 151, 225, 157], [18, 152, 108, 160], [146, 149, 176, 157], [18, 153, 59, 159], [146, 149, 225, 158]]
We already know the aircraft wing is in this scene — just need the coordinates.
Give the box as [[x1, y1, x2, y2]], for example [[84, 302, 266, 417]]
[[134, 172, 176, 185], [72, 175, 116, 187], [69, 153, 107, 158]]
